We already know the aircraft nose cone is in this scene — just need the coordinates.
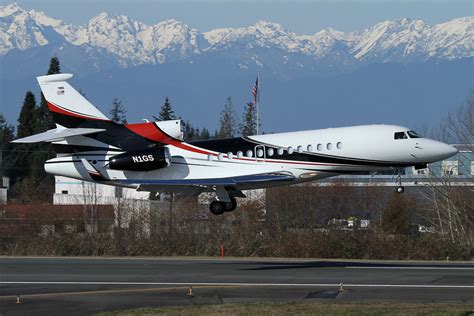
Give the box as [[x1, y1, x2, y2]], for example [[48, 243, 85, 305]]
[[419, 140, 458, 162], [444, 144, 458, 158], [438, 143, 458, 160]]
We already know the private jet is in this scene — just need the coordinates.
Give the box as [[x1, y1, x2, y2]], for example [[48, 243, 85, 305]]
[[13, 74, 458, 215]]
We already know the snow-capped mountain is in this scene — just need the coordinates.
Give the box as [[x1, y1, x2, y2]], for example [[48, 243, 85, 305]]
[[0, 2, 472, 68], [351, 17, 474, 62]]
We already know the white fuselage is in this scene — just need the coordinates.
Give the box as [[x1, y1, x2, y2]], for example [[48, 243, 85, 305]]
[[45, 124, 457, 191]]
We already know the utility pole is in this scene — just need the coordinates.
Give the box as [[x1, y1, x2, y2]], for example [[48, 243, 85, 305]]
[[252, 75, 260, 135]]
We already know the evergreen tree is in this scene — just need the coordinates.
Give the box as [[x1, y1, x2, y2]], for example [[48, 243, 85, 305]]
[[194, 127, 200, 140], [17, 91, 37, 138], [153, 97, 175, 121], [13, 92, 38, 180], [184, 120, 196, 141], [240, 102, 258, 136], [0, 113, 14, 177], [36, 57, 60, 132], [9, 58, 59, 200], [0, 113, 13, 144], [109, 98, 127, 124], [217, 97, 236, 138], [200, 128, 211, 140], [46, 56, 61, 75]]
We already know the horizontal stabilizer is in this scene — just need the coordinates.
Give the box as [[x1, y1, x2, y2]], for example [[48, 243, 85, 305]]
[[12, 127, 106, 143]]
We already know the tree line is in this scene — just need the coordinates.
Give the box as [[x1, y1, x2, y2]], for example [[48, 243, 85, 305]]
[[0, 58, 60, 201], [0, 184, 471, 260]]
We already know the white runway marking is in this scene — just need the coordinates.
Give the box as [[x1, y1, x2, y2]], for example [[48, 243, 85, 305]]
[[346, 266, 474, 270], [0, 281, 473, 289]]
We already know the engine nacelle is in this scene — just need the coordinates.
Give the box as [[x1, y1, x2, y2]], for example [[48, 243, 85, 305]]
[[155, 120, 184, 141], [109, 147, 170, 171]]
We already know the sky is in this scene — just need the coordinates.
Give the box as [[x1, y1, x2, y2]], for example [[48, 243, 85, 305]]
[[1, 0, 472, 33]]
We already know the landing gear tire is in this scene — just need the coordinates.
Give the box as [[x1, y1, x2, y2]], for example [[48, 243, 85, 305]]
[[395, 169, 404, 194], [209, 198, 238, 215], [210, 201, 225, 215], [224, 197, 237, 212]]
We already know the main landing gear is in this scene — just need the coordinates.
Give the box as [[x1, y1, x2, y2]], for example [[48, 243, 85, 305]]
[[209, 197, 237, 215], [209, 188, 244, 215]]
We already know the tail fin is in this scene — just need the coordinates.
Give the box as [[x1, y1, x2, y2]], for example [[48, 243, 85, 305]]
[[37, 74, 110, 127]]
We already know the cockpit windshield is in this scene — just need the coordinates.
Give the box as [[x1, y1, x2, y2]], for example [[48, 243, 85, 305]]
[[394, 132, 408, 140], [407, 130, 422, 138]]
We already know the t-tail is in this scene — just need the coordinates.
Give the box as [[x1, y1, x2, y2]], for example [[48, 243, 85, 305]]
[[37, 73, 110, 128], [12, 74, 185, 153]]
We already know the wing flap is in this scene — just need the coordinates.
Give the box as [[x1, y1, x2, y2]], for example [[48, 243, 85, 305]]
[[12, 127, 106, 143], [128, 172, 295, 189]]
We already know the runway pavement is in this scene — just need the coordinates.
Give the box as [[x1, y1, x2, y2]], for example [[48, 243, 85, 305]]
[[0, 257, 473, 315]]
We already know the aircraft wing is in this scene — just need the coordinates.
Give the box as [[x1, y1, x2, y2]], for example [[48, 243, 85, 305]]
[[130, 172, 295, 192], [12, 127, 106, 143]]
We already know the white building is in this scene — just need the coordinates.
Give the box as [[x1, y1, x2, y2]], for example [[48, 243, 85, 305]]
[[0, 177, 8, 205], [53, 176, 149, 205]]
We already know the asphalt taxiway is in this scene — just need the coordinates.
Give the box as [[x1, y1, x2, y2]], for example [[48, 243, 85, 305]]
[[0, 257, 473, 315]]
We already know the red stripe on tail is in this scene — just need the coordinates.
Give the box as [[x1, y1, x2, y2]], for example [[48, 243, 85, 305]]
[[47, 101, 110, 121]]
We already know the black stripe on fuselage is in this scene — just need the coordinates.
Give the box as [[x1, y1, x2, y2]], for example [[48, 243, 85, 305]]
[[51, 110, 412, 168], [189, 136, 413, 168]]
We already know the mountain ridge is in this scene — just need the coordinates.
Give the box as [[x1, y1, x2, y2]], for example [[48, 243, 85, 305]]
[[0, 2, 472, 68]]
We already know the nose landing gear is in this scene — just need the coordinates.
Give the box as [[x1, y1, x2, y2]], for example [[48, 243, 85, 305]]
[[395, 170, 404, 194]]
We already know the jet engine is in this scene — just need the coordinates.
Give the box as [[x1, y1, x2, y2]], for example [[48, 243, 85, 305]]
[[109, 147, 170, 171], [155, 120, 185, 141]]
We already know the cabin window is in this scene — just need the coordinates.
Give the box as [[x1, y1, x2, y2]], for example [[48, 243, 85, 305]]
[[307, 145, 313, 152], [246, 150, 253, 158], [327, 143, 332, 150], [317, 144, 322, 151], [207, 155, 213, 161], [257, 148, 264, 157], [218, 153, 224, 161], [336, 142, 342, 149], [407, 130, 422, 138], [227, 152, 233, 159], [297, 145, 303, 153], [288, 147, 294, 154], [394, 132, 407, 139], [277, 148, 284, 155], [267, 148, 274, 156], [237, 151, 243, 158]]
